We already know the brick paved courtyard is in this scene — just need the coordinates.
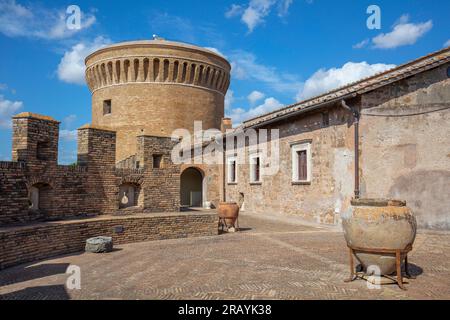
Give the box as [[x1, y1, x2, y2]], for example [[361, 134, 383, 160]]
[[0, 214, 449, 300]]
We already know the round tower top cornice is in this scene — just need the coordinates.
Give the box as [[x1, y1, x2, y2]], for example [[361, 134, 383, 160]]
[[85, 39, 231, 70], [84, 39, 231, 95]]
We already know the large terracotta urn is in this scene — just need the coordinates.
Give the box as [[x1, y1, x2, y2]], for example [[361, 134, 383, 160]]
[[218, 202, 240, 228], [342, 199, 417, 275]]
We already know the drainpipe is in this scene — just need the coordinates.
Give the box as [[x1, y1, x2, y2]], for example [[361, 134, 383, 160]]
[[222, 147, 226, 202], [340, 100, 361, 199]]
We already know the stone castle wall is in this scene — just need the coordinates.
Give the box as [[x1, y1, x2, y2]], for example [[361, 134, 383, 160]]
[[85, 40, 230, 161], [0, 114, 181, 227], [0, 212, 218, 270]]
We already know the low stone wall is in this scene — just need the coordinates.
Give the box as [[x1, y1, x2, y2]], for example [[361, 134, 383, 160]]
[[0, 212, 218, 270]]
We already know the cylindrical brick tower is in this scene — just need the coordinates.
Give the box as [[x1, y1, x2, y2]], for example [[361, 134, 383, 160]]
[[85, 40, 231, 161]]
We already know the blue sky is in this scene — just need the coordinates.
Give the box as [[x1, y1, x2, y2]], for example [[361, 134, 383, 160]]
[[0, 0, 449, 164]]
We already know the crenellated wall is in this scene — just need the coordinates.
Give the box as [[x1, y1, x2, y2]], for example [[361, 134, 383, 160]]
[[0, 113, 182, 227]]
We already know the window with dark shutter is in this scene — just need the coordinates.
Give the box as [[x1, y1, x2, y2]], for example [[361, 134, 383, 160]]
[[255, 157, 260, 182], [230, 160, 236, 183], [297, 150, 308, 181]]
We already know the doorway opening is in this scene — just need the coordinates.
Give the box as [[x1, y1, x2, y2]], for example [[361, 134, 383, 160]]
[[180, 167, 204, 207]]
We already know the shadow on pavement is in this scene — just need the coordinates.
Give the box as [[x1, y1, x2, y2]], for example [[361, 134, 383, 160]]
[[0, 285, 70, 300], [0, 263, 70, 287]]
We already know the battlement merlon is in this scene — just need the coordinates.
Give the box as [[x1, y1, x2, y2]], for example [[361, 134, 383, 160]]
[[77, 124, 117, 167], [12, 112, 60, 165]]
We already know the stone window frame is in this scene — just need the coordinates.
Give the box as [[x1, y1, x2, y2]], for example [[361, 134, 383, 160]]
[[291, 140, 312, 184], [226, 155, 238, 184], [249, 152, 262, 184]]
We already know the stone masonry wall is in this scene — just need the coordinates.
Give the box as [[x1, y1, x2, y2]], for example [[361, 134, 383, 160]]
[[137, 135, 181, 212], [0, 162, 29, 225], [0, 116, 184, 227], [87, 41, 230, 162], [0, 212, 218, 270]]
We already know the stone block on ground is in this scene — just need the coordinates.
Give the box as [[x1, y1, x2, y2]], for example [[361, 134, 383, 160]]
[[85, 236, 113, 253]]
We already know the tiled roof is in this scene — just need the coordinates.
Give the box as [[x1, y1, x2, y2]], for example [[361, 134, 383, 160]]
[[243, 46, 450, 128]]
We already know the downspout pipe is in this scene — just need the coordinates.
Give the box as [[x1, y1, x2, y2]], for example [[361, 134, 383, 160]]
[[222, 148, 226, 202], [340, 100, 361, 199]]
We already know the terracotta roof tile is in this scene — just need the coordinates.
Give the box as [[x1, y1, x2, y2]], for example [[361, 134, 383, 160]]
[[243, 46, 450, 128]]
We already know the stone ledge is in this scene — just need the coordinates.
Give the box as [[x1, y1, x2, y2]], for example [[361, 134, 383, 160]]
[[77, 123, 116, 133], [12, 112, 59, 123], [351, 198, 407, 207]]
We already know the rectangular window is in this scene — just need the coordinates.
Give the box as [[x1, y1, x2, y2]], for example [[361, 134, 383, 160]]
[[249, 153, 261, 183], [103, 99, 112, 115], [322, 112, 329, 127], [291, 142, 312, 183], [227, 156, 237, 184], [153, 155, 163, 168]]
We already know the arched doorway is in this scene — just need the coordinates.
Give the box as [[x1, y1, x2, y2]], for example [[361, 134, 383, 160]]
[[119, 183, 141, 209], [180, 167, 203, 207]]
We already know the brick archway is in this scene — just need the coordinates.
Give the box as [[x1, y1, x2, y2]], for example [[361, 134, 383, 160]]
[[180, 167, 204, 208]]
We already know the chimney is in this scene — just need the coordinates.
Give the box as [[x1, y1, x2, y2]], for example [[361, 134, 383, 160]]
[[221, 118, 232, 132]]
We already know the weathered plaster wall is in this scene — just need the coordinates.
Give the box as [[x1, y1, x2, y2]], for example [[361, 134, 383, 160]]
[[223, 64, 450, 229], [225, 106, 355, 224], [360, 63, 450, 229]]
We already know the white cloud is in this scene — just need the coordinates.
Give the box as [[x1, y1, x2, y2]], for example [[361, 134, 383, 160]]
[[444, 39, 450, 47], [247, 90, 265, 104], [296, 61, 396, 101], [226, 0, 293, 33], [277, 0, 293, 17], [230, 50, 302, 94], [0, 0, 96, 40], [227, 97, 282, 124], [60, 129, 77, 141], [204, 47, 227, 59], [63, 114, 77, 127], [225, 4, 244, 18], [0, 95, 23, 129], [225, 90, 235, 110], [242, 0, 276, 32], [353, 39, 369, 49], [372, 15, 432, 49], [57, 36, 111, 85]]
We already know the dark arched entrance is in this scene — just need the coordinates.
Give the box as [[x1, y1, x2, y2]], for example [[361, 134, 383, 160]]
[[180, 167, 203, 207]]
